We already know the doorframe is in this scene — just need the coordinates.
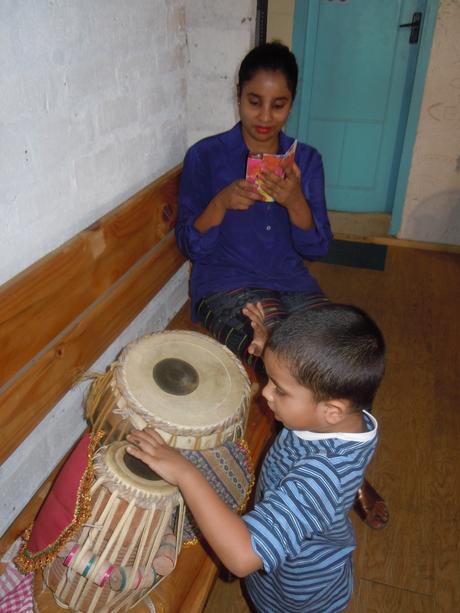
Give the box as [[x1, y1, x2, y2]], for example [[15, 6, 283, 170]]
[[255, 0, 268, 45], [287, 0, 440, 236]]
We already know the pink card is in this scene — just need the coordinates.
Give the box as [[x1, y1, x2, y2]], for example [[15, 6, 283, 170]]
[[246, 140, 297, 202]]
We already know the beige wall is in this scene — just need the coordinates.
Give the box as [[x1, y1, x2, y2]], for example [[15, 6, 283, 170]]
[[267, 0, 295, 46], [399, 0, 460, 245]]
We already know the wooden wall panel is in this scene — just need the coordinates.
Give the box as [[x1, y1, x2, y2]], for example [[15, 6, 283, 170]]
[[0, 165, 181, 387]]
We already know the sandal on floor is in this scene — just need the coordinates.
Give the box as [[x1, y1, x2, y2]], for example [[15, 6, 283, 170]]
[[353, 480, 389, 530]]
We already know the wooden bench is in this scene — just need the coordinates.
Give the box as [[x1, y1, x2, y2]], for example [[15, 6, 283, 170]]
[[0, 166, 274, 612]]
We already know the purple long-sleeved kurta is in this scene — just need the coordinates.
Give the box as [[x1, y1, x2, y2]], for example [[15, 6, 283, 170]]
[[176, 123, 333, 319]]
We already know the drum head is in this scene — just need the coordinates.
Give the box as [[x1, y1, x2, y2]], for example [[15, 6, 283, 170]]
[[118, 331, 248, 429], [102, 442, 179, 499]]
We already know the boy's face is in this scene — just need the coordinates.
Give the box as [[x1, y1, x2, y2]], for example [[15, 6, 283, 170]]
[[262, 348, 328, 432]]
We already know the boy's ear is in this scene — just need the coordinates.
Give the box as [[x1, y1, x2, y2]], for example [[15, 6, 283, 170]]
[[322, 399, 351, 425]]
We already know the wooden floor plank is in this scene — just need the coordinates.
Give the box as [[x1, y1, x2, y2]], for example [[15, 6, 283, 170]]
[[351, 579, 434, 613], [429, 253, 460, 613], [204, 577, 251, 613]]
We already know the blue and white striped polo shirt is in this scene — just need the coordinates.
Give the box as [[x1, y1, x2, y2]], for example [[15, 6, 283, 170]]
[[243, 411, 378, 613]]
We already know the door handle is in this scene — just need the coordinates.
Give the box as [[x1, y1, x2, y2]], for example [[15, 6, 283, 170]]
[[399, 12, 422, 44]]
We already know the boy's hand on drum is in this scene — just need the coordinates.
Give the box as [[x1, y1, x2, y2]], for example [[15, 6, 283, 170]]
[[127, 429, 192, 487], [215, 179, 259, 211], [243, 301, 268, 357]]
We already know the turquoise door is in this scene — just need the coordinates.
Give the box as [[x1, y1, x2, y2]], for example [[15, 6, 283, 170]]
[[288, 0, 436, 217]]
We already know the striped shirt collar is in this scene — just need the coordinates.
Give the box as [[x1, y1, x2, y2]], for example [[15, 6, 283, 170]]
[[293, 410, 378, 442]]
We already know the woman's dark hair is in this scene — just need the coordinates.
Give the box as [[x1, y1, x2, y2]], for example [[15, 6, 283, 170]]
[[238, 41, 298, 99], [267, 304, 386, 411]]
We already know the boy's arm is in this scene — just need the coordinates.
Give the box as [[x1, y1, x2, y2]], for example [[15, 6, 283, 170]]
[[126, 429, 262, 577]]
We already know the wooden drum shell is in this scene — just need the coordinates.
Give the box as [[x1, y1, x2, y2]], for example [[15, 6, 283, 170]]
[[43, 442, 185, 613]]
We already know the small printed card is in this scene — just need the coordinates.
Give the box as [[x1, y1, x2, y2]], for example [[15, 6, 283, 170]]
[[245, 140, 297, 202]]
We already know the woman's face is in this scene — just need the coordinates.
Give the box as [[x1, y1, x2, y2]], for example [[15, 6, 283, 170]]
[[238, 69, 293, 153]]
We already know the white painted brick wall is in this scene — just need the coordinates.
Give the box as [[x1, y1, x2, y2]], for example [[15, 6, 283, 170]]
[[185, 0, 257, 146], [0, 0, 188, 285]]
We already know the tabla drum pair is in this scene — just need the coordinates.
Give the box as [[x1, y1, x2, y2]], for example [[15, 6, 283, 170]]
[[85, 330, 252, 450], [43, 441, 185, 613], [22, 331, 253, 612], [84, 330, 255, 547]]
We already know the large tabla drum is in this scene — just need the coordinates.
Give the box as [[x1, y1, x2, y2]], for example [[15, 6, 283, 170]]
[[86, 331, 251, 449], [44, 441, 185, 613]]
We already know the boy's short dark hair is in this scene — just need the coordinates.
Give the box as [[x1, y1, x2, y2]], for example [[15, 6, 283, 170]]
[[267, 304, 385, 411], [238, 41, 298, 100]]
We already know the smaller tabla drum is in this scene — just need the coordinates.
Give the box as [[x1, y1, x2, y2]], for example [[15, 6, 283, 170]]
[[44, 441, 185, 613], [86, 330, 251, 449]]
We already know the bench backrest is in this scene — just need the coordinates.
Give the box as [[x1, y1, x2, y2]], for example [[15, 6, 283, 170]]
[[0, 165, 184, 465]]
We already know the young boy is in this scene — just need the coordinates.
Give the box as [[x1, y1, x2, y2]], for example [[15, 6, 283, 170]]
[[126, 303, 385, 613]]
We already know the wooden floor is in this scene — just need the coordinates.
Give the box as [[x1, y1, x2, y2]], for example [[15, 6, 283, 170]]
[[204, 245, 460, 613]]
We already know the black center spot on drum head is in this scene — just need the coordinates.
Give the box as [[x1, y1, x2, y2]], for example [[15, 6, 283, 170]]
[[123, 450, 161, 481], [152, 357, 199, 395]]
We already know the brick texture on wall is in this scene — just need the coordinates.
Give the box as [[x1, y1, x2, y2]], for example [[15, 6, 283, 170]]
[[0, 0, 188, 285]]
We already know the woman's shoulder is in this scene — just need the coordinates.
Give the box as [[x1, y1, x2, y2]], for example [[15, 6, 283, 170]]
[[296, 140, 321, 158], [296, 143, 323, 177], [280, 132, 322, 165], [295, 140, 323, 163]]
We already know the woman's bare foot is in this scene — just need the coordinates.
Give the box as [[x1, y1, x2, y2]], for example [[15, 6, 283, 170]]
[[242, 302, 268, 357]]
